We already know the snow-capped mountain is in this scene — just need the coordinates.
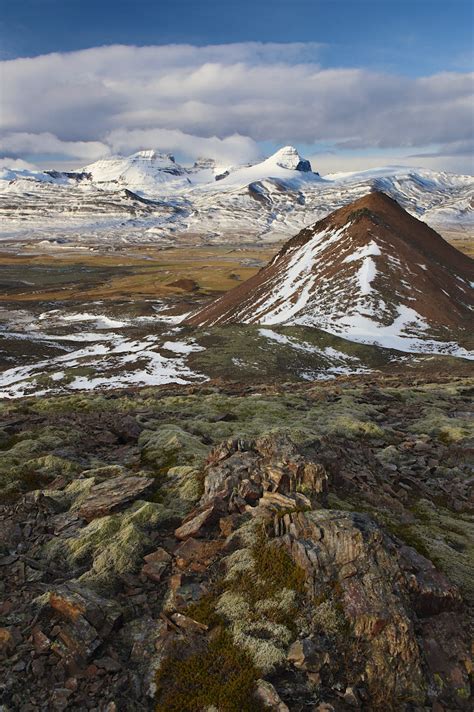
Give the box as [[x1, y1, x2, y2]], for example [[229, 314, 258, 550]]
[[0, 146, 473, 245], [81, 150, 190, 192], [188, 192, 474, 355]]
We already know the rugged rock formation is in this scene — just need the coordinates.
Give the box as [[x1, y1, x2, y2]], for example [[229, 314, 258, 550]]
[[0, 376, 472, 710]]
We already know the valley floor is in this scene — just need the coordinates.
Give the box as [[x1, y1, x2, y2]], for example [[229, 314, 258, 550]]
[[0, 244, 472, 399]]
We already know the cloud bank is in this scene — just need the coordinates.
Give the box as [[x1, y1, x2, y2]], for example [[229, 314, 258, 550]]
[[0, 42, 472, 171]]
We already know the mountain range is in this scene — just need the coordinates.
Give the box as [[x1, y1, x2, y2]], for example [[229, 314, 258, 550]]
[[0, 146, 473, 246]]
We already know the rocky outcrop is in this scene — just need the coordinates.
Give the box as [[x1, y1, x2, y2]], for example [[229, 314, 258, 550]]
[[0, 378, 472, 711], [202, 434, 329, 509], [280, 510, 425, 703]]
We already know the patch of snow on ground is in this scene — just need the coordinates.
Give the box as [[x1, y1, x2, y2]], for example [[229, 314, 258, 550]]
[[162, 340, 205, 354], [0, 335, 205, 398], [61, 313, 128, 329], [328, 305, 473, 358], [343, 241, 381, 296]]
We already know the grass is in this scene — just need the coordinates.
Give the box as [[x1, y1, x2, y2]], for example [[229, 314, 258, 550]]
[[155, 630, 264, 712], [227, 526, 306, 604]]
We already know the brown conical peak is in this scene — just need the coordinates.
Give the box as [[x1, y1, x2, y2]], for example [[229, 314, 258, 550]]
[[323, 190, 410, 228], [187, 190, 473, 331], [282, 190, 472, 277], [344, 190, 399, 211], [279, 190, 401, 255]]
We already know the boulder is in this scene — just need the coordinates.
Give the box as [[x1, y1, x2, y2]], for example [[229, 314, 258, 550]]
[[174, 504, 220, 540], [78, 475, 154, 521], [279, 510, 425, 703], [47, 583, 122, 662]]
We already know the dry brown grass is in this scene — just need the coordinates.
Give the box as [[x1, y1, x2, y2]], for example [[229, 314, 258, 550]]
[[0, 245, 278, 301]]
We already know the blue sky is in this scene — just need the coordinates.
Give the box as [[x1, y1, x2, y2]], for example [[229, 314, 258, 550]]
[[1, 0, 473, 75], [0, 0, 473, 173]]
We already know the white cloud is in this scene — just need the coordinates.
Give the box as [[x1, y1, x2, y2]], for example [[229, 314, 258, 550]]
[[311, 151, 474, 177], [0, 42, 472, 171], [104, 128, 260, 165], [0, 132, 109, 161], [0, 156, 39, 171]]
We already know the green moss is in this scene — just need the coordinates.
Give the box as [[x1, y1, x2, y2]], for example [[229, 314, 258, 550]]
[[45, 500, 166, 590], [384, 522, 432, 559], [184, 592, 224, 629], [155, 630, 264, 712], [212, 520, 306, 673], [224, 523, 305, 606], [406, 406, 471, 443], [149, 465, 204, 518], [139, 424, 208, 473]]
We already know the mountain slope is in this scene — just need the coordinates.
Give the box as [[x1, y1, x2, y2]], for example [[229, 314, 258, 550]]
[[188, 192, 474, 354]]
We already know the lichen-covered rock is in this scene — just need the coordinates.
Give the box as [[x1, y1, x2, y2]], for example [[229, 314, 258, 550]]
[[201, 435, 329, 509], [279, 509, 470, 707], [45, 500, 165, 590], [77, 475, 155, 521]]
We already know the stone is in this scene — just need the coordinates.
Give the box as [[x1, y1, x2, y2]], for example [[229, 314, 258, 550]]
[[47, 583, 122, 661], [343, 687, 360, 707], [143, 547, 171, 566], [219, 515, 238, 537], [141, 561, 168, 583], [238, 478, 262, 503], [112, 415, 142, 442], [174, 504, 218, 540], [287, 638, 328, 672], [142, 547, 171, 582], [0, 628, 15, 655], [50, 688, 72, 711], [174, 538, 222, 571], [170, 613, 208, 634], [95, 656, 122, 672], [77, 475, 154, 521], [32, 627, 51, 653], [254, 679, 289, 711]]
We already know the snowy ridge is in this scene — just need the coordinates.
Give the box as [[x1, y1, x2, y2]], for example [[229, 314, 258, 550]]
[[0, 147, 472, 245]]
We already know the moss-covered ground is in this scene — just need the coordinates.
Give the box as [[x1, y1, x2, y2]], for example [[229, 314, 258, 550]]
[[1, 373, 473, 600]]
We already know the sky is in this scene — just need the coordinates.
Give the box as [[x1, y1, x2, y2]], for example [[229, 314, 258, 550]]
[[0, 0, 473, 174]]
